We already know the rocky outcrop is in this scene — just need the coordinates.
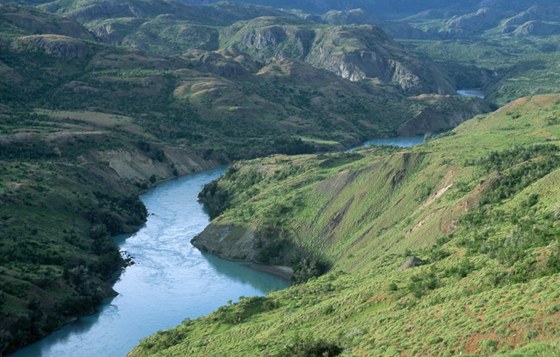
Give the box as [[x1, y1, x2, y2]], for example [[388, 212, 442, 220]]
[[513, 21, 560, 36], [191, 224, 258, 261], [308, 26, 453, 94], [227, 19, 453, 94], [12, 35, 92, 60], [95, 146, 215, 184], [400, 256, 426, 270], [501, 5, 560, 29], [437, 7, 501, 37]]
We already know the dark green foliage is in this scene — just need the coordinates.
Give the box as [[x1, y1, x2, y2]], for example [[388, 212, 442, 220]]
[[407, 270, 440, 298], [198, 179, 231, 219], [445, 259, 475, 278], [271, 136, 315, 155], [199, 168, 265, 219], [254, 223, 294, 259], [292, 257, 330, 284], [477, 144, 559, 173], [277, 337, 343, 357], [137, 327, 190, 354], [453, 145, 560, 286], [212, 296, 278, 324], [480, 147, 560, 205], [253, 222, 330, 283]]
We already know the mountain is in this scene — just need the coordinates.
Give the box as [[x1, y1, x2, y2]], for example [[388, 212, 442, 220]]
[[30, 0, 455, 93], [220, 16, 453, 93], [416, 3, 560, 38], [0, 2, 493, 353], [137, 94, 560, 356], [180, 0, 559, 20]]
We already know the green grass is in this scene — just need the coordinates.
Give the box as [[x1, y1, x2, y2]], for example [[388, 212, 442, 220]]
[[131, 94, 560, 356]]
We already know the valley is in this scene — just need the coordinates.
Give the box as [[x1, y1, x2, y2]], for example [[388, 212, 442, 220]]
[[139, 94, 560, 356], [0, 0, 559, 356]]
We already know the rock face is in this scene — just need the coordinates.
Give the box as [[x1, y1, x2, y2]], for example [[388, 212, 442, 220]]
[[96, 146, 214, 183], [400, 256, 426, 270], [191, 224, 258, 261], [13, 35, 92, 60], [440, 7, 501, 37], [226, 19, 454, 94], [513, 21, 560, 36]]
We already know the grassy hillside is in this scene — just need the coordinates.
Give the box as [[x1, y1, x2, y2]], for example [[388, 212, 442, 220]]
[[131, 94, 560, 356]]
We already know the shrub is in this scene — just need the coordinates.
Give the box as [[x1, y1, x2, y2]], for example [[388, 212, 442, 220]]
[[277, 337, 343, 357], [408, 270, 440, 298], [213, 296, 278, 324]]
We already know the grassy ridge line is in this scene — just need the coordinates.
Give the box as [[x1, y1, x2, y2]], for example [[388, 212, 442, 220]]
[[130, 94, 560, 356]]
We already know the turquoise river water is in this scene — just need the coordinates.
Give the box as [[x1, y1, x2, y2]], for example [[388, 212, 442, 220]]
[[11, 168, 288, 357], [11, 135, 434, 357]]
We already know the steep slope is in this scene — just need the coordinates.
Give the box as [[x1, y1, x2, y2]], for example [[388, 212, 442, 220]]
[[132, 94, 560, 356], [221, 17, 454, 94]]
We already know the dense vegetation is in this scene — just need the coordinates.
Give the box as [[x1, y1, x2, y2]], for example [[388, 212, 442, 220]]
[[0, 106, 219, 354], [132, 95, 560, 356]]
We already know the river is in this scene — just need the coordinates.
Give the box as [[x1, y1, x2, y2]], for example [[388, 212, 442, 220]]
[[11, 168, 288, 357], [11, 132, 435, 357], [457, 88, 485, 99]]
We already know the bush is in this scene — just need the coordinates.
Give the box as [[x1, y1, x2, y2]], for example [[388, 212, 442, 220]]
[[198, 179, 230, 219], [277, 337, 343, 357], [213, 296, 278, 324], [408, 270, 440, 298], [292, 258, 330, 284]]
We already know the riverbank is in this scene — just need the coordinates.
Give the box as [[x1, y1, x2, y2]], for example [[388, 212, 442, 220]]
[[11, 168, 288, 357], [247, 264, 294, 281]]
